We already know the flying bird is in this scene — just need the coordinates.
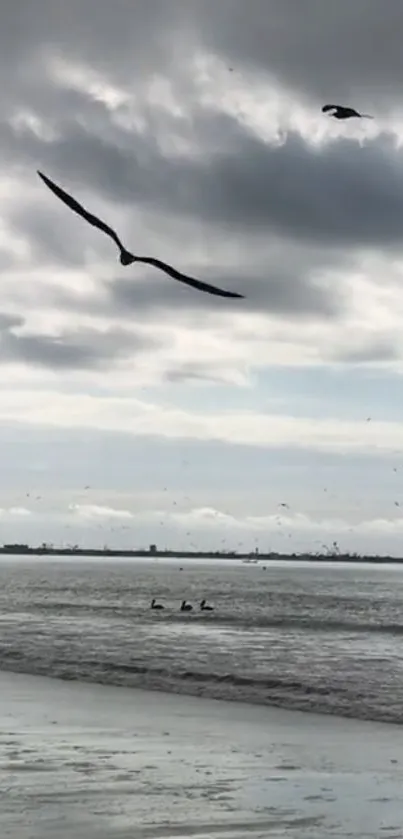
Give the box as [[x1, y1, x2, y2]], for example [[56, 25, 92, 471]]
[[322, 104, 373, 120], [37, 171, 244, 299]]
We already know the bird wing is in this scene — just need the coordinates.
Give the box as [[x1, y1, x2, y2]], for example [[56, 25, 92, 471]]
[[345, 108, 373, 119], [138, 257, 244, 298], [38, 171, 245, 297], [37, 170, 125, 252]]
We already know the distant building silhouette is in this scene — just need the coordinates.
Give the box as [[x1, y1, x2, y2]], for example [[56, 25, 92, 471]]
[[3, 543, 29, 552]]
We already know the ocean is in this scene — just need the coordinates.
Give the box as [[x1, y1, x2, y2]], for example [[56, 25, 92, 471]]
[[1, 555, 403, 724]]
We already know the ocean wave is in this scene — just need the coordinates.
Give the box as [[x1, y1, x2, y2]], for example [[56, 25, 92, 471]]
[[2, 557, 403, 726], [0, 645, 401, 726]]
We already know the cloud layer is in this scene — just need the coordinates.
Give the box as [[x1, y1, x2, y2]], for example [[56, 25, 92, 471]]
[[0, 1, 403, 552]]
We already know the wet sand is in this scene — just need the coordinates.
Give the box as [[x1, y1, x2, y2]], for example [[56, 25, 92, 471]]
[[0, 671, 402, 838]]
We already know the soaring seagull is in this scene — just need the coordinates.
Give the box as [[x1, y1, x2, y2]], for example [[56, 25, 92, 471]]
[[322, 104, 373, 120], [37, 171, 244, 299]]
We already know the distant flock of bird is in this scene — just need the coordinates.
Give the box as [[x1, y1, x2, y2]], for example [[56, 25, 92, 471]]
[[151, 598, 213, 611], [37, 102, 372, 300]]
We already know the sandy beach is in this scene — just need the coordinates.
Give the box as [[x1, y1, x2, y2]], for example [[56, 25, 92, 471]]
[[0, 672, 401, 838]]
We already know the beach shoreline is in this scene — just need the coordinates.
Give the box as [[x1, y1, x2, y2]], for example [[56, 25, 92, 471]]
[[0, 670, 402, 838]]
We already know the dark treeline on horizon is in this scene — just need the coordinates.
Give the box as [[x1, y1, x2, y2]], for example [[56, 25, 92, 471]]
[[0, 543, 402, 564]]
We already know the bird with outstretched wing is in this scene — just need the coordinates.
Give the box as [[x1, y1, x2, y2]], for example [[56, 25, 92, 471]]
[[37, 171, 244, 299]]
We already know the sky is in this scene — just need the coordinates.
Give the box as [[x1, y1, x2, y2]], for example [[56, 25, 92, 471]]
[[2, 1, 403, 554]]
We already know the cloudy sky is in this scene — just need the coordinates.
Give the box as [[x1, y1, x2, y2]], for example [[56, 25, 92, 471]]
[[2, 1, 403, 554]]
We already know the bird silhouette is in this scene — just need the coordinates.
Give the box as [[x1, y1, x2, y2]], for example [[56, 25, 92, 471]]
[[200, 599, 214, 611], [322, 104, 373, 120], [37, 171, 244, 299], [151, 598, 164, 610]]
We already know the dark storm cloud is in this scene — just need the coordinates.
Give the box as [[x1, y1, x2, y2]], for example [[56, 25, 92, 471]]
[[0, 314, 158, 370]]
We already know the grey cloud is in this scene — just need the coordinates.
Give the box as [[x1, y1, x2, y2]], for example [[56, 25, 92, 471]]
[[4, 110, 403, 257], [164, 363, 239, 385], [1, 0, 403, 550], [115, 127, 403, 250], [329, 339, 400, 365], [189, 0, 403, 110], [2, 117, 352, 319], [0, 313, 24, 330], [0, 0, 400, 328], [107, 256, 344, 318], [0, 1, 185, 94], [2, 0, 401, 112], [7, 241, 345, 320], [0, 251, 24, 273], [9, 203, 90, 268], [0, 314, 157, 370]]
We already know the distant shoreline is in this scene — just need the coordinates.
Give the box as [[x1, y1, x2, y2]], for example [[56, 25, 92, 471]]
[[0, 545, 403, 563]]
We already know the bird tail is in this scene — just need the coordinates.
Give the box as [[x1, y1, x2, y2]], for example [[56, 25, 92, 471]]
[[120, 249, 137, 266], [361, 114, 374, 119]]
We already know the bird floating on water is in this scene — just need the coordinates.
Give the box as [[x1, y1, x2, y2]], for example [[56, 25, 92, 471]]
[[180, 600, 193, 612], [200, 599, 214, 611], [151, 599, 164, 610], [37, 171, 244, 299], [322, 104, 373, 120]]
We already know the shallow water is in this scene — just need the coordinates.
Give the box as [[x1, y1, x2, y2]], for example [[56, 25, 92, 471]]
[[3, 670, 402, 839], [1, 556, 403, 723]]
